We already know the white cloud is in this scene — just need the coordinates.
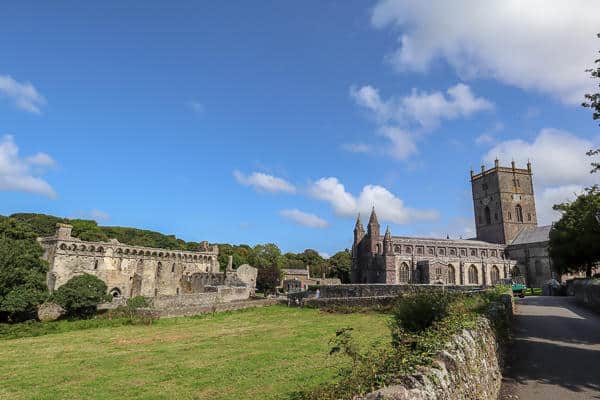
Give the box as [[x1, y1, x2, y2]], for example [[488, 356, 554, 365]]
[[378, 126, 418, 160], [341, 143, 373, 154], [25, 152, 56, 167], [475, 134, 495, 146], [350, 83, 492, 129], [89, 209, 110, 222], [0, 75, 46, 114], [371, 0, 600, 103], [233, 170, 296, 194], [189, 101, 205, 115], [483, 128, 598, 224], [349, 83, 492, 159], [279, 209, 329, 228], [0, 135, 56, 198], [309, 177, 439, 224]]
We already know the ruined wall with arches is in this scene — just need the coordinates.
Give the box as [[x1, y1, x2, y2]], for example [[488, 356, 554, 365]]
[[39, 223, 224, 299]]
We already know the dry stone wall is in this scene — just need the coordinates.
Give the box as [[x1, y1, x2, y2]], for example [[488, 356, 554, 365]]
[[360, 319, 502, 400]]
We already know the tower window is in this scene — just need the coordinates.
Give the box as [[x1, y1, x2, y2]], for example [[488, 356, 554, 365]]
[[527, 213, 532, 221], [494, 212, 498, 221], [484, 206, 491, 225], [508, 212, 512, 220], [516, 205, 524, 223]]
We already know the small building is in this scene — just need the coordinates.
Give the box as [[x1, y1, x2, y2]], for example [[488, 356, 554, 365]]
[[280, 267, 341, 292]]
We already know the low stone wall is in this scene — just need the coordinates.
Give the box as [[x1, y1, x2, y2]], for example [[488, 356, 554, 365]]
[[359, 295, 512, 400], [150, 298, 280, 318], [152, 286, 251, 309], [288, 284, 484, 308], [572, 279, 600, 311]]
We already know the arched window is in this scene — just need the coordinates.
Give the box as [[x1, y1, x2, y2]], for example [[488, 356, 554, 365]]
[[94, 260, 98, 270], [171, 263, 176, 273], [491, 265, 500, 285], [394, 245, 401, 253], [508, 212, 512, 220], [176, 287, 180, 295], [516, 205, 523, 222], [470, 249, 477, 257], [156, 262, 163, 278], [398, 263, 410, 283], [447, 265, 456, 284], [484, 206, 491, 225], [468, 265, 478, 284]]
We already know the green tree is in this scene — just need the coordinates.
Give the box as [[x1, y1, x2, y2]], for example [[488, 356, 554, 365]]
[[250, 243, 282, 269], [549, 186, 600, 277], [583, 33, 600, 173], [51, 274, 111, 318], [256, 263, 281, 294], [0, 216, 49, 322], [327, 250, 352, 283]]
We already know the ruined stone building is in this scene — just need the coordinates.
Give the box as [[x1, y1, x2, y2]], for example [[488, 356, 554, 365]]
[[38, 224, 257, 303], [352, 161, 555, 287]]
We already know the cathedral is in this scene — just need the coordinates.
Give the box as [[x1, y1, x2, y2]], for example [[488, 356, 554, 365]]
[[351, 160, 554, 287]]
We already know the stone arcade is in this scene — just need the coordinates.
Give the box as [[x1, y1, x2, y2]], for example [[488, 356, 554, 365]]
[[352, 161, 555, 287], [38, 224, 257, 304]]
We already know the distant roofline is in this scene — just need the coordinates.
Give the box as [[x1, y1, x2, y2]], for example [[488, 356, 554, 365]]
[[389, 235, 506, 247]]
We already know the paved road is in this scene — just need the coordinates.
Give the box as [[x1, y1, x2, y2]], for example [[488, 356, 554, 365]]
[[500, 296, 600, 399]]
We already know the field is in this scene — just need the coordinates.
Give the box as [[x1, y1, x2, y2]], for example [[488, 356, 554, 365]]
[[0, 306, 390, 400]]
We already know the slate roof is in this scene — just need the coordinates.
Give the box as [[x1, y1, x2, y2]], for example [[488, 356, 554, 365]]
[[510, 225, 552, 245]]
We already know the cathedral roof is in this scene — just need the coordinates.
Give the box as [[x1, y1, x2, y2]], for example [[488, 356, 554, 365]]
[[510, 225, 551, 245], [390, 235, 506, 248]]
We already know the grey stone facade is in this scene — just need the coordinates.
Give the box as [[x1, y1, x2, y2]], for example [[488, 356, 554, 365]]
[[352, 211, 514, 285], [352, 161, 557, 287], [38, 224, 257, 302]]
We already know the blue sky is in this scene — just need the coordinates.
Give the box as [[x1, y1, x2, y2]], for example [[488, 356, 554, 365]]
[[1, 1, 599, 256]]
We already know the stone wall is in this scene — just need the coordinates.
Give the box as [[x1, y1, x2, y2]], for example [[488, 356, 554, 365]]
[[359, 295, 512, 400], [572, 279, 600, 311], [151, 298, 280, 318], [151, 286, 252, 309]]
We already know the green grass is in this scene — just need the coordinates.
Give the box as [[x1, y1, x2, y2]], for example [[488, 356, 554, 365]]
[[525, 287, 542, 296], [0, 305, 390, 400]]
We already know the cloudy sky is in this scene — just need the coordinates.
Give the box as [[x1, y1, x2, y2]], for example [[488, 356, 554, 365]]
[[1, 1, 599, 255]]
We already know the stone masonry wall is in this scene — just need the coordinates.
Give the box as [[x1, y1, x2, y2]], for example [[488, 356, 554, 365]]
[[572, 279, 600, 311], [361, 319, 502, 400]]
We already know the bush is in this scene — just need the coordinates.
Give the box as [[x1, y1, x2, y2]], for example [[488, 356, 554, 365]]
[[51, 274, 111, 318], [126, 296, 150, 309], [391, 290, 455, 335]]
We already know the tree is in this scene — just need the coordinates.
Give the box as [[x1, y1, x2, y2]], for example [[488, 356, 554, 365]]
[[327, 250, 352, 283], [0, 216, 49, 322], [250, 243, 282, 269], [582, 33, 600, 173], [256, 263, 281, 294], [549, 186, 600, 277], [51, 274, 111, 318]]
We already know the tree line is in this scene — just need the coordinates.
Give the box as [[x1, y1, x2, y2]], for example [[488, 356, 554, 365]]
[[0, 213, 352, 321]]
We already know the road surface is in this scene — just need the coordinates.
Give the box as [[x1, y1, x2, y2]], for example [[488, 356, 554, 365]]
[[500, 296, 600, 399]]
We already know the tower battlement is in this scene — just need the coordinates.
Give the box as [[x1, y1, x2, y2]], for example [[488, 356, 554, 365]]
[[471, 160, 537, 244]]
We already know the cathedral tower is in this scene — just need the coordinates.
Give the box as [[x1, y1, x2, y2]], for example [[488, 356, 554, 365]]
[[471, 160, 538, 244]]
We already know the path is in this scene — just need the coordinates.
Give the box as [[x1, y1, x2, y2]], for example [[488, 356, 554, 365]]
[[500, 296, 600, 399]]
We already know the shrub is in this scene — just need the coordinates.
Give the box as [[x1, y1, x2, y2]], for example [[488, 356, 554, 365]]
[[391, 290, 455, 335], [126, 296, 150, 309], [51, 274, 111, 318]]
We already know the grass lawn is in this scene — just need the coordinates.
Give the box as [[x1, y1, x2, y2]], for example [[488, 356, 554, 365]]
[[0, 306, 390, 400]]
